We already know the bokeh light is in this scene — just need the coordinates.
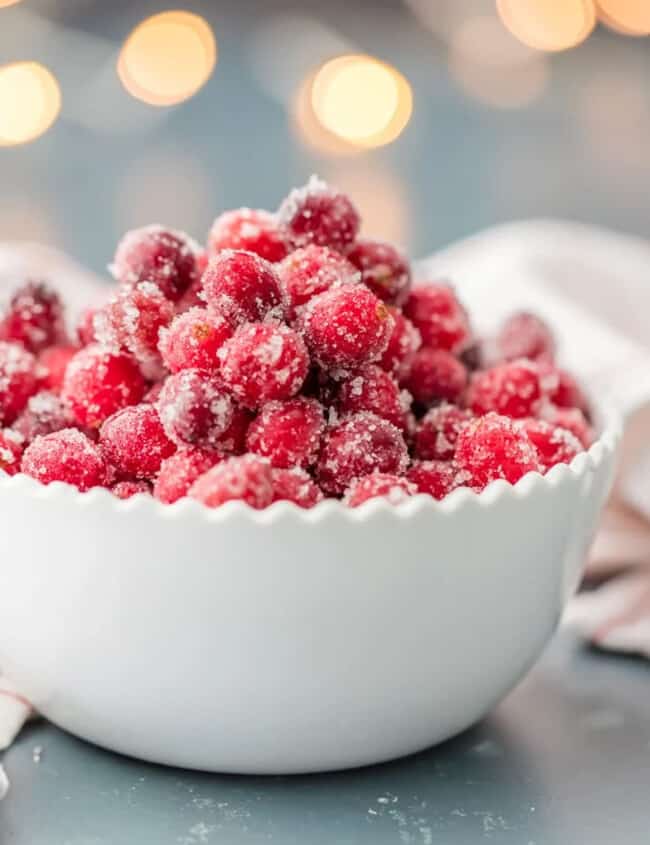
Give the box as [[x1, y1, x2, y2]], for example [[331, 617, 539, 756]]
[[0, 62, 61, 146], [118, 11, 217, 107], [292, 70, 360, 156], [310, 55, 412, 149], [0, 0, 22, 7], [497, 0, 596, 51], [597, 1, 650, 35]]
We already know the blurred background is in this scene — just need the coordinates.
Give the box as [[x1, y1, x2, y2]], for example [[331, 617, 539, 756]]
[[0, 0, 648, 275]]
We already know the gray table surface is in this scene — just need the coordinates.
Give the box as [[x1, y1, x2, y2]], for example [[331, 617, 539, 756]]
[[2, 631, 649, 845]]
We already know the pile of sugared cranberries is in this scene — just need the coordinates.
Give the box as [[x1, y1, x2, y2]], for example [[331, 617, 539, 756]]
[[0, 178, 594, 508]]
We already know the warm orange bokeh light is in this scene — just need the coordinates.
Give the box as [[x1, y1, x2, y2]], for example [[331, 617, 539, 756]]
[[597, 1, 650, 35], [118, 11, 217, 107], [0, 62, 61, 146], [0, 0, 22, 7], [497, 0, 596, 51]]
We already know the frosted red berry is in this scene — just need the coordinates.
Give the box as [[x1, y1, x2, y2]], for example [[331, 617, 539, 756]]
[[347, 239, 411, 306], [455, 413, 540, 489], [404, 347, 468, 406], [38, 345, 78, 393], [380, 308, 421, 380], [0, 281, 66, 353], [271, 467, 324, 508], [301, 285, 393, 376], [208, 208, 288, 263], [277, 176, 360, 252], [159, 307, 232, 374], [334, 365, 409, 432], [467, 359, 556, 420], [0, 341, 38, 425], [213, 405, 252, 455], [111, 480, 151, 499], [403, 283, 471, 353], [0, 428, 24, 475], [497, 311, 555, 364], [246, 397, 324, 469], [316, 412, 408, 495], [100, 404, 175, 479], [549, 367, 589, 414], [218, 322, 309, 409], [158, 369, 234, 449], [277, 245, 359, 320], [407, 460, 465, 499], [189, 454, 274, 509], [545, 407, 593, 448], [414, 403, 473, 461], [154, 447, 222, 504], [344, 472, 416, 507], [14, 391, 70, 442], [112, 225, 199, 301], [22, 428, 107, 491], [76, 306, 99, 346], [61, 344, 146, 429], [518, 418, 582, 470], [201, 250, 285, 326]]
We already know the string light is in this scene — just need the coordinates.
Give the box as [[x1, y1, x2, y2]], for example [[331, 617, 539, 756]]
[[497, 0, 596, 51], [597, 1, 650, 35], [0, 61, 61, 146], [118, 11, 216, 107]]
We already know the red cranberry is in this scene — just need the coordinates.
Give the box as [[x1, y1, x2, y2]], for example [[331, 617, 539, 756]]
[[466, 359, 556, 419], [518, 418, 582, 470], [112, 225, 199, 301], [455, 412, 540, 489], [61, 344, 146, 429], [0, 282, 66, 353], [497, 311, 555, 364], [404, 347, 468, 406], [549, 367, 589, 414], [158, 369, 234, 449], [347, 239, 411, 306], [344, 472, 416, 507], [316, 412, 408, 495], [246, 397, 324, 469], [100, 404, 175, 479], [403, 283, 471, 353], [0, 428, 24, 475], [38, 345, 78, 393], [0, 341, 38, 425], [13, 391, 70, 442], [545, 407, 593, 448], [208, 208, 288, 263], [76, 306, 100, 346], [271, 467, 323, 508], [22, 428, 107, 491], [406, 460, 465, 499], [334, 365, 409, 432], [218, 322, 309, 409], [278, 245, 359, 320], [189, 454, 274, 509], [380, 308, 421, 380], [300, 286, 393, 376], [214, 405, 253, 454], [111, 480, 152, 499], [159, 307, 232, 374], [414, 403, 473, 461], [201, 250, 285, 326], [154, 447, 222, 504], [277, 176, 360, 252]]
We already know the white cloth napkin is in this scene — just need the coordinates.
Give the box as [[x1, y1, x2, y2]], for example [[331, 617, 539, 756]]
[[2, 221, 650, 752]]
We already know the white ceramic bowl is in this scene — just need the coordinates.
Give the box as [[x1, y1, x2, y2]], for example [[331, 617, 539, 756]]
[[0, 411, 620, 774]]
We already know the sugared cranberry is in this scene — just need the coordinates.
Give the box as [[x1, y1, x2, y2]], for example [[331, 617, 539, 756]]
[[111, 480, 151, 499], [0, 341, 38, 425], [246, 397, 324, 469], [13, 391, 70, 442], [300, 286, 393, 376], [0, 428, 24, 475], [277, 176, 360, 252], [549, 367, 589, 414], [347, 239, 411, 306], [38, 345, 78, 393], [208, 208, 288, 263], [201, 250, 285, 326], [214, 405, 252, 454], [455, 412, 540, 489], [218, 322, 309, 409], [144, 382, 165, 404], [277, 245, 359, 320], [497, 311, 555, 364], [61, 344, 146, 429], [406, 460, 466, 499], [545, 407, 593, 448], [404, 348, 468, 406], [22, 428, 107, 491], [334, 365, 409, 432], [403, 283, 471, 353], [271, 467, 323, 508], [154, 447, 222, 504], [112, 225, 199, 301], [380, 308, 421, 380], [189, 454, 273, 509], [159, 307, 232, 374], [518, 418, 582, 470], [100, 404, 175, 479], [0, 282, 66, 353], [414, 403, 473, 461], [76, 306, 99, 346], [316, 412, 408, 495], [158, 369, 234, 449], [343, 472, 415, 507], [466, 359, 556, 419]]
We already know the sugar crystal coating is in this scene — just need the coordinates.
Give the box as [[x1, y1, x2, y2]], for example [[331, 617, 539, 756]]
[[334, 365, 410, 432], [497, 311, 555, 364], [278, 245, 360, 320], [246, 397, 324, 468], [111, 479, 152, 499], [14, 391, 70, 442], [0, 428, 24, 475], [346, 239, 411, 306], [518, 418, 582, 470], [467, 359, 555, 420], [208, 208, 288, 263], [21, 428, 107, 491], [277, 176, 360, 252], [544, 406, 593, 448], [201, 250, 285, 326], [379, 308, 421, 380], [189, 454, 274, 509], [403, 283, 471, 353], [414, 403, 473, 461], [343, 472, 416, 507], [406, 460, 466, 499], [0, 281, 66, 353], [158, 369, 234, 448], [154, 447, 222, 504], [0, 341, 39, 426], [159, 307, 232, 374], [404, 347, 468, 406], [271, 467, 323, 508], [100, 404, 175, 479]]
